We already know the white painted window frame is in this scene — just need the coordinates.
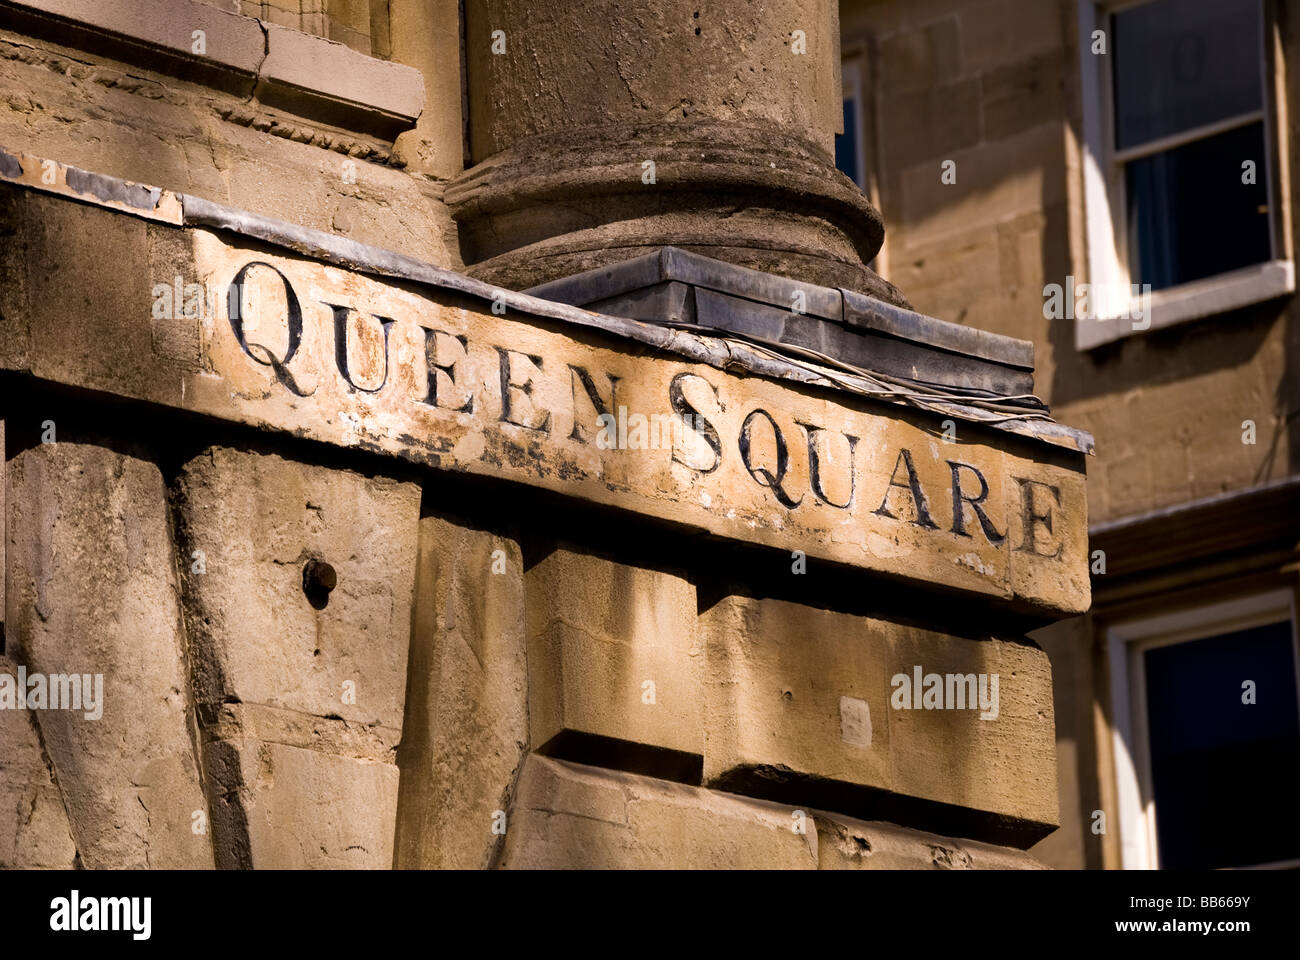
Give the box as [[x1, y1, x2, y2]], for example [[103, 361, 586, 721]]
[[1107, 588, 1300, 869], [1074, 0, 1294, 350]]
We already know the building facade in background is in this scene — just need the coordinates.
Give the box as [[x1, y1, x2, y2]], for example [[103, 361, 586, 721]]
[[838, 0, 1300, 869]]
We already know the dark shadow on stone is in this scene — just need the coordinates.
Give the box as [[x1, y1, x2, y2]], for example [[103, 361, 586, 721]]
[[709, 763, 1054, 850], [537, 729, 704, 786]]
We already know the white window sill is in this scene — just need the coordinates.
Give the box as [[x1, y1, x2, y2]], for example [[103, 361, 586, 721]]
[[1076, 259, 1295, 350]]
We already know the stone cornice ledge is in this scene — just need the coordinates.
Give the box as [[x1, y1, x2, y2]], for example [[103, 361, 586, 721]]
[[0, 147, 1095, 457], [0, 0, 424, 140]]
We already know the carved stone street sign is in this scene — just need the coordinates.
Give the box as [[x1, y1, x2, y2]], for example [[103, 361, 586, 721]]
[[0, 174, 1090, 617]]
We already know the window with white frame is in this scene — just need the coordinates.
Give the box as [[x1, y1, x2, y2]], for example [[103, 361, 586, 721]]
[[1108, 589, 1300, 869], [1076, 0, 1294, 349]]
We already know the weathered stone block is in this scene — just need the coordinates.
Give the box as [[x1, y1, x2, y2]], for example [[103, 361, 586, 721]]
[[172, 448, 417, 869], [525, 548, 703, 767], [881, 77, 982, 170], [879, 17, 962, 94], [175, 446, 421, 732], [169, 445, 419, 864], [702, 597, 894, 792], [496, 755, 817, 869], [495, 755, 1041, 869], [0, 657, 77, 868], [700, 595, 1059, 845], [4, 0, 266, 78], [215, 736, 398, 869], [198, 700, 401, 868], [6, 441, 212, 868], [813, 809, 1045, 870], [258, 22, 425, 135], [394, 514, 528, 869], [888, 625, 1058, 834]]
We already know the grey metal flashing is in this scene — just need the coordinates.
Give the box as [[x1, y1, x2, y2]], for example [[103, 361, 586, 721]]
[[840, 288, 1035, 369], [0, 148, 1095, 455], [0, 147, 22, 179], [526, 245, 1035, 368], [64, 165, 163, 213], [523, 245, 1038, 398]]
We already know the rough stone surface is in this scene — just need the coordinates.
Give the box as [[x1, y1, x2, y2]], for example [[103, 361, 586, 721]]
[[174, 445, 420, 730], [888, 621, 1059, 837], [206, 726, 399, 868], [701, 594, 1059, 844], [394, 513, 528, 869], [0, 657, 77, 868], [0, 25, 457, 266], [497, 754, 1041, 869], [812, 809, 1046, 870], [703, 597, 893, 792], [169, 446, 417, 868], [5, 441, 213, 868], [388, 0, 466, 180], [526, 547, 703, 762], [463, 0, 842, 159], [497, 755, 817, 869], [258, 21, 425, 137], [198, 700, 401, 868]]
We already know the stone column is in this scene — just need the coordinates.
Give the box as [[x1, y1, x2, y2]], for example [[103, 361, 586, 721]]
[[449, 0, 906, 304]]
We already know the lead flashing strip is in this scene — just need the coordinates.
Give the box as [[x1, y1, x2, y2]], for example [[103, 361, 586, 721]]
[[529, 245, 1035, 370]]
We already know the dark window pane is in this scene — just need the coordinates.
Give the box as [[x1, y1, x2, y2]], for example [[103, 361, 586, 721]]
[[835, 97, 860, 187], [1143, 619, 1300, 869], [1113, 0, 1263, 151], [1125, 120, 1271, 290]]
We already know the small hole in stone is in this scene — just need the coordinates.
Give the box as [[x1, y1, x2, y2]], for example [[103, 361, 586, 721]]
[[782, 689, 793, 702], [303, 559, 337, 610], [694, 26, 701, 35]]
